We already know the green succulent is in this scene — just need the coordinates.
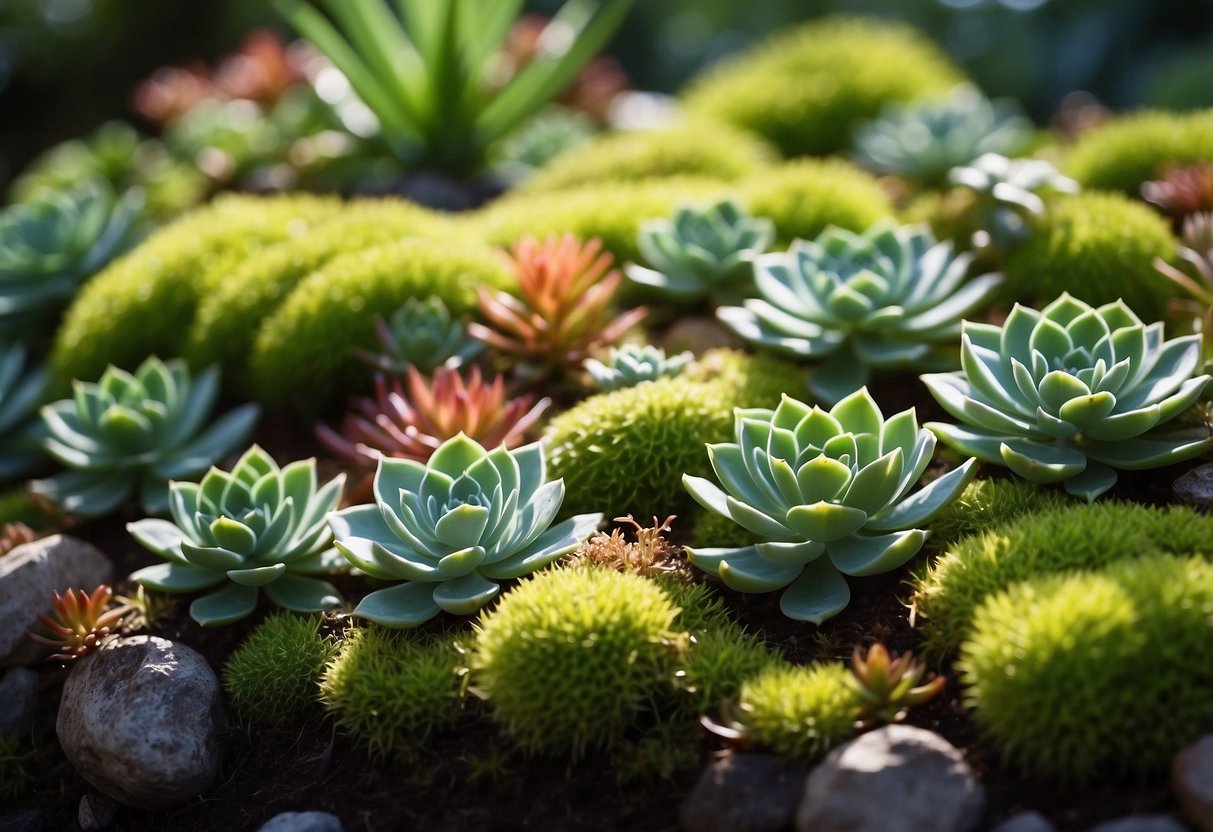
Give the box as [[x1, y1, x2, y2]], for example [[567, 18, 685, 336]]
[[922, 293, 1213, 501], [0, 344, 48, 481], [357, 296, 484, 376], [128, 445, 346, 627], [947, 153, 1079, 249], [853, 86, 1031, 186], [493, 105, 597, 183], [584, 344, 693, 391], [625, 198, 775, 302], [328, 433, 604, 627], [718, 222, 1002, 404], [0, 182, 143, 336], [684, 389, 977, 624], [31, 357, 259, 518]]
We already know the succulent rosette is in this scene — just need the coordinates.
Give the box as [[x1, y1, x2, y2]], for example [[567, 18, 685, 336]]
[[922, 293, 1213, 500], [584, 344, 693, 391], [356, 296, 484, 376], [683, 389, 976, 624], [718, 222, 1002, 403], [0, 343, 49, 480], [328, 434, 603, 628], [129, 445, 346, 626]]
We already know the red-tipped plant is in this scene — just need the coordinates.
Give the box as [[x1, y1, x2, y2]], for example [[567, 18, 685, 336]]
[[1156, 212, 1213, 361], [27, 585, 130, 663], [470, 234, 646, 377], [850, 642, 946, 728], [1142, 163, 1213, 220], [0, 522, 36, 557]]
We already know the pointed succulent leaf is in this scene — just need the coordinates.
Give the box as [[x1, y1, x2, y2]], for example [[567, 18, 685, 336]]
[[353, 583, 443, 628], [190, 583, 258, 627], [778, 558, 851, 624], [263, 574, 341, 613]]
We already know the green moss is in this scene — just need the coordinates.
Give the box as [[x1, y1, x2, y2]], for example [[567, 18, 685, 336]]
[[734, 661, 860, 759], [522, 121, 776, 193], [912, 502, 1213, 659], [739, 159, 895, 245], [319, 625, 464, 761], [683, 17, 964, 158], [961, 554, 1213, 782], [185, 199, 453, 387], [925, 478, 1072, 547], [0, 488, 50, 530], [1003, 192, 1177, 319], [1065, 109, 1213, 195], [679, 625, 779, 716], [610, 719, 703, 784], [470, 566, 680, 758], [222, 612, 338, 726], [544, 350, 806, 519], [249, 238, 513, 411], [654, 577, 736, 635], [51, 194, 339, 386]]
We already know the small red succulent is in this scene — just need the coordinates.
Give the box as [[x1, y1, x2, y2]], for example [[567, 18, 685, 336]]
[[27, 585, 130, 663], [1142, 163, 1213, 221], [0, 522, 36, 557], [850, 642, 946, 728]]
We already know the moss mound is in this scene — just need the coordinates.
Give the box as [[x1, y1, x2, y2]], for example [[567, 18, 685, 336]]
[[1003, 191, 1176, 319], [925, 478, 1072, 547], [222, 612, 337, 726], [961, 554, 1213, 781], [682, 17, 964, 158], [738, 159, 894, 245], [1065, 109, 1213, 195], [734, 661, 860, 759], [249, 237, 512, 411], [678, 625, 778, 716]]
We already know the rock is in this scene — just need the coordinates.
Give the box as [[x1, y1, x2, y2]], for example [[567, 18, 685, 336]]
[[1174, 463, 1213, 507], [1175, 735, 1213, 832], [1087, 816, 1187, 832], [0, 668, 40, 736], [0, 810, 41, 832], [795, 725, 985, 832], [257, 812, 345, 832], [992, 812, 1056, 832], [57, 636, 225, 809], [0, 535, 112, 666], [680, 753, 809, 832], [78, 792, 119, 831]]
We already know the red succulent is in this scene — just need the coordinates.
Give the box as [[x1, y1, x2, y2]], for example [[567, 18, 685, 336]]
[[27, 585, 130, 663], [1142, 163, 1213, 221], [850, 642, 946, 728], [0, 522, 36, 557]]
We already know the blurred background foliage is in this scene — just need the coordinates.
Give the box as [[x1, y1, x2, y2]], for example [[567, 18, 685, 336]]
[[1, 0, 1211, 188]]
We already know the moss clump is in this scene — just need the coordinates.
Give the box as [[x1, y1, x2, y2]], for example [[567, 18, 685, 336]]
[[610, 719, 703, 784], [683, 17, 964, 158], [961, 555, 1213, 782], [1065, 110, 1213, 195], [925, 478, 1071, 547], [739, 159, 894, 245], [185, 199, 452, 386], [655, 577, 735, 635], [912, 502, 1213, 659], [544, 350, 806, 519], [679, 625, 779, 716], [522, 122, 776, 193], [223, 613, 338, 726], [50, 194, 339, 386], [250, 238, 512, 411], [319, 626, 464, 761], [1003, 192, 1176, 319], [734, 661, 860, 759], [470, 566, 680, 758]]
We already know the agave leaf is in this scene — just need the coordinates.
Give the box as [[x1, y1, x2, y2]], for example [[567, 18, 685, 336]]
[[1057, 392, 1118, 430], [778, 557, 851, 624], [225, 563, 287, 587], [434, 503, 491, 549], [1117, 335, 1203, 411], [923, 421, 1011, 464], [151, 404, 259, 480], [353, 582, 442, 628], [479, 512, 602, 579], [784, 502, 868, 542], [263, 573, 341, 613], [1085, 430, 1213, 470], [716, 547, 803, 593], [433, 572, 501, 615], [1080, 405, 1162, 442], [828, 528, 927, 576], [795, 456, 853, 504], [841, 449, 904, 516], [30, 468, 133, 517], [999, 438, 1087, 483], [1062, 462, 1118, 502], [333, 537, 399, 580], [372, 539, 441, 581], [131, 561, 226, 593], [865, 457, 977, 531], [683, 473, 732, 519], [190, 582, 259, 627], [708, 444, 786, 517], [209, 516, 258, 555], [754, 539, 826, 567]]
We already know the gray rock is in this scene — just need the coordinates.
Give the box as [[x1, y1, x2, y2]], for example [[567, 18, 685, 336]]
[[57, 636, 225, 809], [680, 753, 809, 832], [0, 810, 40, 832], [78, 792, 119, 831], [992, 812, 1056, 832], [0, 535, 112, 666], [1087, 816, 1187, 832], [0, 668, 40, 736], [1175, 735, 1213, 832], [1174, 462, 1213, 507], [257, 812, 345, 832], [795, 725, 985, 832]]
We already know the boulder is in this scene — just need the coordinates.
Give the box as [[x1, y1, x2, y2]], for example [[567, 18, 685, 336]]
[[680, 753, 809, 832], [257, 812, 345, 832], [1174, 735, 1213, 832]]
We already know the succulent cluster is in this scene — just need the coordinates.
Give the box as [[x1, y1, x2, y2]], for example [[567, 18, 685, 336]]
[[947, 153, 1079, 248], [356, 296, 484, 377], [684, 389, 976, 623], [923, 294, 1212, 500], [27, 585, 129, 662], [129, 446, 345, 626], [719, 222, 1001, 403], [849, 642, 945, 727], [1155, 212, 1213, 360], [32, 357, 259, 518], [584, 344, 692, 391], [0, 344, 48, 481]]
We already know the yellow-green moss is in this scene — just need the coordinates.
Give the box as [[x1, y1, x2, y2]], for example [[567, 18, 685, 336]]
[[223, 612, 338, 726], [683, 17, 965, 158], [1065, 110, 1213, 195], [925, 478, 1072, 547], [738, 159, 895, 245], [678, 625, 779, 716], [734, 661, 860, 759]]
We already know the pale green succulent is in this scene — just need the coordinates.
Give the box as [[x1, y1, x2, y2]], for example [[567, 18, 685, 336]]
[[31, 357, 259, 518], [129, 446, 346, 626], [328, 433, 603, 627], [718, 222, 1002, 404], [0, 182, 143, 336], [584, 344, 693, 391], [0, 344, 48, 480], [948, 153, 1079, 248], [626, 197, 774, 302], [494, 105, 597, 182], [357, 296, 485, 376], [853, 86, 1031, 185], [922, 293, 1213, 501], [684, 388, 976, 624]]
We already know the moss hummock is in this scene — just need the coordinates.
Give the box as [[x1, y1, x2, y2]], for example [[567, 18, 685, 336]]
[[1065, 109, 1213, 195], [223, 612, 337, 726]]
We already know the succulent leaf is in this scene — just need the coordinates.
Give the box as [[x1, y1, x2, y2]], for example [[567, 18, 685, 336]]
[[584, 343, 692, 391]]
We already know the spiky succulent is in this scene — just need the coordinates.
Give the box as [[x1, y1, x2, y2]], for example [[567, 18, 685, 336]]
[[31, 357, 258, 518], [328, 433, 603, 628], [128, 445, 345, 627], [683, 389, 976, 623], [853, 86, 1031, 185], [27, 585, 130, 662], [718, 222, 1002, 404], [356, 296, 484, 376], [1142, 163, 1213, 220], [625, 198, 775, 302], [1156, 212, 1213, 361], [0, 344, 48, 481], [850, 642, 945, 728], [948, 153, 1079, 248], [584, 344, 692, 391], [0, 182, 143, 335], [922, 293, 1213, 501]]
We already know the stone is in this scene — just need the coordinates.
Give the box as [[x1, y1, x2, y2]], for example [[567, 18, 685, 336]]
[[992, 812, 1056, 832], [257, 812, 345, 832], [1175, 735, 1213, 832], [0, 810, 40, 832], [57, 636, 225, 809], [680, 753, 809, 832], [78, 792, 119, 831], [0, 668, 40, 736], [0, 535, 112, 666], [1174, 462, 1213, 507], [1087, 816, 1187, 832], [795, 725, 985, 832]]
